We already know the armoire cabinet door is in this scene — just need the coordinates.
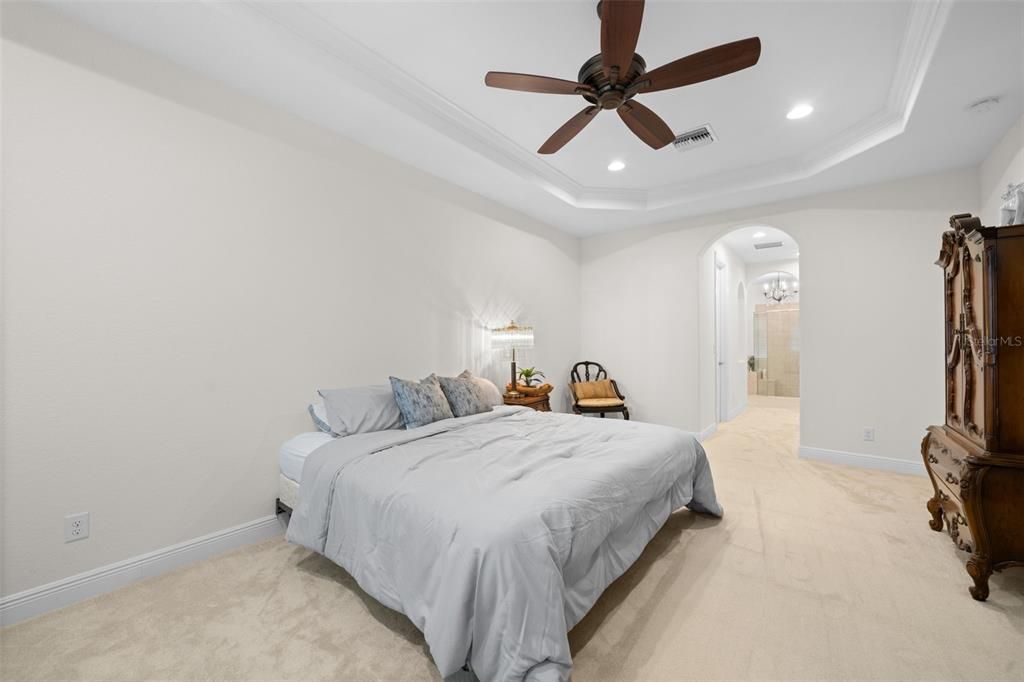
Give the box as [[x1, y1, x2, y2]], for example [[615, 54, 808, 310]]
[[960, 236, 991, 449], [945, 252, 965, 432]]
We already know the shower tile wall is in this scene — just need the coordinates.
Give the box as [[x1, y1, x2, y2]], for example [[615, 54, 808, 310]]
[[753, 302, 800, 397]]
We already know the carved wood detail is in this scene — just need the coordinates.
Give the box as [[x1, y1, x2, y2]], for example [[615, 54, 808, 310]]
[[960, 235, 984, 440], [944, 264, 960, 426]]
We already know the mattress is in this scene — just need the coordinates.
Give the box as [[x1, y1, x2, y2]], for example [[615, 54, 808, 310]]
[[279, 431, 335, 483], [278, 432, 335, 510]]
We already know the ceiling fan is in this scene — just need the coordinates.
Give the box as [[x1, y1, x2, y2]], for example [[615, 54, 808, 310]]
[[484, 0, 761, 154]]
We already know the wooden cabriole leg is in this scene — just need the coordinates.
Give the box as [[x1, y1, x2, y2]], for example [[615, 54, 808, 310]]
[[922, 433, 944, 531], [926, 495, 944, 532], [966, 556, 992, 601], [960, 464, 992, 602]]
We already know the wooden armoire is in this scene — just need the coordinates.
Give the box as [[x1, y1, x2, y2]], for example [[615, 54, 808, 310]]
[[923, 213, 1024, 601]]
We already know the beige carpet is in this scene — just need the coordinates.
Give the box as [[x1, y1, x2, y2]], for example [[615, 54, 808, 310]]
[[3, 396, 1023, 681]]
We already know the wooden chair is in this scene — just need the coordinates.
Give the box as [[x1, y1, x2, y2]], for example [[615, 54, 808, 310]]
[[570, 361, 629, 419]]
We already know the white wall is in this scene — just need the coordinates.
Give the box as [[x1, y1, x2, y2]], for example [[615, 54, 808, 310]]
[[581, 168, 980, 468], [747, 259, 800, 285], [979, 114, 1024, 225], [1, 21, 580, 595]]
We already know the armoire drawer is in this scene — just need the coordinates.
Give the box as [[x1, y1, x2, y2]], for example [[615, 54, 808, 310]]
[[934, 486, 974, 553], [925, 429, 968, 495]]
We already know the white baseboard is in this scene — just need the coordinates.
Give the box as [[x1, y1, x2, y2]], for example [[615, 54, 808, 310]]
[[0, 515, 284, 627], [725, 401, 747, 422], [698, 423, 718, 442], [799, 446, 925, 476]]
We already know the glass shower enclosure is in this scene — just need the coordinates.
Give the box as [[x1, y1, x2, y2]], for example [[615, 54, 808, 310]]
[[751, 302, 800, 397]]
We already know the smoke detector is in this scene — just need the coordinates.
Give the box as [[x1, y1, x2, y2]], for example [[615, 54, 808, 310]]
[[967, 96, 1001, 114]]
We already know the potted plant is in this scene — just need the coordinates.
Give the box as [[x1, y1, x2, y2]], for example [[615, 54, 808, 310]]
[[517, 367, 546, 387]]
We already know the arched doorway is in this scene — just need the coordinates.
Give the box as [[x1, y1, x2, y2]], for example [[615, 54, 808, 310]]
[[699, 225, 800, 430]]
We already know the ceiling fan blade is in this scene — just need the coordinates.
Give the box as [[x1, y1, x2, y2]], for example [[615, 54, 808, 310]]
[[601, 0, 645, 84], [485, 72, 595, 96], [538, 106, 600, 154], [618, 100, 675, 149], [636, 37, 761, 94]]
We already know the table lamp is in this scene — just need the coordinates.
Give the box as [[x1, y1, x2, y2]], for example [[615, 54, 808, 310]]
[[491, 320, 534, 398]]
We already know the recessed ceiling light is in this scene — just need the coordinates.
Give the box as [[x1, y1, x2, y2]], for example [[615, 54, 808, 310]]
[[753, 231, 767, 238], [786, 103, 814, 120], [607, 160, 626, 172]]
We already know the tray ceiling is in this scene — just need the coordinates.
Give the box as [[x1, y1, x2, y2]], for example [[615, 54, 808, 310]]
[[40, 1, 1024, 235]]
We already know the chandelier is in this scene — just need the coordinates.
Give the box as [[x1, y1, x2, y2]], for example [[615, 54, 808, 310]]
[[763, 272, 798, 303]]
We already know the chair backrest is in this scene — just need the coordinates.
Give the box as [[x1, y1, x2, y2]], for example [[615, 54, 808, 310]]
[[571, 361, 608, 384]]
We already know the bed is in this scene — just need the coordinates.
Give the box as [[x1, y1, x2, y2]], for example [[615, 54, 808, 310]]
[[283, 405, 721, 681]]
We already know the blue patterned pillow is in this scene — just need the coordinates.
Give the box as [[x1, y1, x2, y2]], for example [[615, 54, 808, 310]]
[[438, 375, 493, 418], [389, 375, 455, 429]]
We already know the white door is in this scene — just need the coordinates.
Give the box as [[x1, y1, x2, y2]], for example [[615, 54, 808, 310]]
[[715, 258, 728, 423]]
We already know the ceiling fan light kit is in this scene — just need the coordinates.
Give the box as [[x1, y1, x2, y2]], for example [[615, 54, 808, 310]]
[[484, 0, 761, 155]]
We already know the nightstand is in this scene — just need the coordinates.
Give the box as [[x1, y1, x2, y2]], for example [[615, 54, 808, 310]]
[[503, 394, 551, 412]]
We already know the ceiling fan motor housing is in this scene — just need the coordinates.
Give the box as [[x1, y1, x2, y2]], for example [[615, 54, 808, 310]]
[[578, 53, 646, 109]]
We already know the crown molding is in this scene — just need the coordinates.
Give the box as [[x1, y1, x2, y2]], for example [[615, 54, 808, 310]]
[[234, 0, 953, 213], [630, 0, 953, 210], [234, 0, 585, 203]]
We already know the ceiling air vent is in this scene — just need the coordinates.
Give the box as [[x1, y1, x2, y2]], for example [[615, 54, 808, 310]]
[[754, 241, 784, 250], [672, 125, 716, 152]]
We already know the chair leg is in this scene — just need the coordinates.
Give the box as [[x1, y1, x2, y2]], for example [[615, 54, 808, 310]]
[[623, 408, 630, 420]]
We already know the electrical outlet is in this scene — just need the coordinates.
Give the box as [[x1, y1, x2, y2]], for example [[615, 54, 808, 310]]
[[863, 428, 876, 442], [64, 512, 89, 543]]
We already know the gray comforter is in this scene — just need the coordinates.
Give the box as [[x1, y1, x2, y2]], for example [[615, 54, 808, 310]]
[[286, 406, 722, 681]]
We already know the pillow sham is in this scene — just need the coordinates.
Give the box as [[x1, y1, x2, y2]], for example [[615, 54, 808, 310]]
[[457, 370, 504, 407], [438, 375, 493, 418], [319, 385, 404, 436], [389, 375, 455, 429], [573, 379, 617, 400]]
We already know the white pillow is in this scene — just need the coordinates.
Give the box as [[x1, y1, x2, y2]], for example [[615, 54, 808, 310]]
[[458, 370, 504, 407], [319, 385, 405, 436], [307, 396, 336, 435]]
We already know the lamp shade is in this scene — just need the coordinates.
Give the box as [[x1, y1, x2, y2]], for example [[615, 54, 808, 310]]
[[491, 320, 534, 350]]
